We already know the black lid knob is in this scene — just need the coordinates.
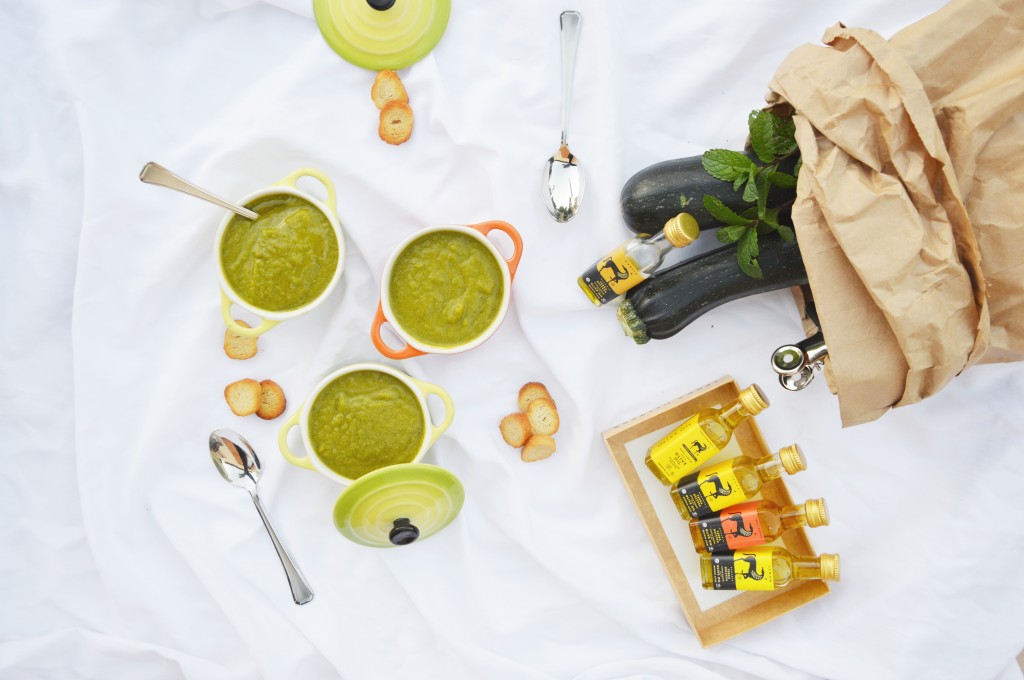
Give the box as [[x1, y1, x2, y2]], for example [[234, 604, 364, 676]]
[[367, 0, 396, 10], [389, 517, 420, 545]]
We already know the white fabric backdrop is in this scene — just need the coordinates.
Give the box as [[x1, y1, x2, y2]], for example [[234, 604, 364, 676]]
[[3, 1, 1023, 678]]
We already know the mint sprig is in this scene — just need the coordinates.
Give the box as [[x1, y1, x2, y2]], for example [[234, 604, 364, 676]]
[[701, 109, 801, 279]]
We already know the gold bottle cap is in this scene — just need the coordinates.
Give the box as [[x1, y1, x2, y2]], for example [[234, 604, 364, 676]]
[[819, 553, 840, 582], [738, 384, 770, 415], [804, 498, 829, 527], [779, 444, 807, 475], [664, 213, 700, 248]]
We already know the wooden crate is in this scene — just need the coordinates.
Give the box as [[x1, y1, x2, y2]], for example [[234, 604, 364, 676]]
[[602, 376, 829, 647]]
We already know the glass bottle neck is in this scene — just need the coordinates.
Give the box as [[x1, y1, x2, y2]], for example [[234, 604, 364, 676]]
[[778, 504, 808, 530], [718, 400, 751, 430], [753, 453, 783, 481], [640, 230, 675, 255], [792, 556, 824, 581]]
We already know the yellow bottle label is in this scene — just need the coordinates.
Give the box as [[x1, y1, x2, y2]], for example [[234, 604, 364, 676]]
[[708, 547, 776, 591], [648, 415, 720, 484], [671, 459, 746, 519], [578, 246, 645, 305]]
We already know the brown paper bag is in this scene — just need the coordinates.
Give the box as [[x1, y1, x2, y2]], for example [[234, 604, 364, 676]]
[[767, 0, 1024, 426]]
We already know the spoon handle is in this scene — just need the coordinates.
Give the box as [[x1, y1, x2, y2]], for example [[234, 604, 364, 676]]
[[559, 11, 582, 146], [252, 494, 314, 605], [139, 162, 258, 220]]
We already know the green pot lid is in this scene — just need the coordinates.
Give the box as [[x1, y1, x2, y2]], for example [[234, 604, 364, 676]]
[[313, 0, 451, 71], [333, 463, 464, 547]]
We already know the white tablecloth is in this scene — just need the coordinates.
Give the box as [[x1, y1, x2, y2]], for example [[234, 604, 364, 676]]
[[3, 1, 1023, 678]]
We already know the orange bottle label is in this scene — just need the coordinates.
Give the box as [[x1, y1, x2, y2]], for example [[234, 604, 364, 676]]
[[695, 501, 765, 552], [578, 246, 645, 305]]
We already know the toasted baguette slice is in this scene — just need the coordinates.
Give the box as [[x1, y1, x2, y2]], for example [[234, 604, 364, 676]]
[[256, 380, 287, 420], [522, 434, 556, 462], [379, 101, 414, 145], [518, 382, 554, 412], [526, 398, 559, 435], [499, 413, 532, 448], [224, 320, 258, 360], [371, 70, 409, 109], [225, 379, 261, 416]]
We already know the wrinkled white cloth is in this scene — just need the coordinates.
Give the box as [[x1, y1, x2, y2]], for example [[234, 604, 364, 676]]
[[2, 1, 1023, 679]]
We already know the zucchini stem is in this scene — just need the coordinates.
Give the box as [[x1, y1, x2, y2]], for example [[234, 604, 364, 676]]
[[617, 300, 650, 345]]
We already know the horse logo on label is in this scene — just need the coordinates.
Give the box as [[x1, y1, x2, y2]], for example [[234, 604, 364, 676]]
[[723, 512, 754, 538], [598, 257, 630, 283], [735, 553, 765, 581], [699, 472, 733, 500]]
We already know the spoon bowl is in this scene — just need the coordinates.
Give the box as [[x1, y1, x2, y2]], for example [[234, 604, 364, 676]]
[[208, 428, 314, 605], [543, 146, 585, 223], [209, 428, 261, 493]]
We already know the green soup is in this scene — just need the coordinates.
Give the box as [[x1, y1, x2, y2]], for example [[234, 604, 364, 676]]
[[388, 231, 504, 347], [220, 193, 339, 312], [308, 370, 425, 480]]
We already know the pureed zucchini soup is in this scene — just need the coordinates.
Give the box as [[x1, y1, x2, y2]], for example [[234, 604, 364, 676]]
[[308, 370, 426, 480], [220, 193, 339, 312], [388, 230, 504, 346]]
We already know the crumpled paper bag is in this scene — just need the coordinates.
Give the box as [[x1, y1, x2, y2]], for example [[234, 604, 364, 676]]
[[767, 0, 1024, 426]]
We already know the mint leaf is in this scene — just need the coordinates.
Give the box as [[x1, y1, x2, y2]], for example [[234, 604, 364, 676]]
[[794, 156, 803, 177], [742, 167, 758, 202], [763, 207, 781, 228], [703, 195, 753, 227], [755, 168, 771, 219], [770, 172, 797, 189], [737, 227, 762, 279], [717, 224, 749, 244], [703, 149, 755, 182], [767, 114, 798, 158], [748, 110, 775, 164], [733, 175, 746, 192], [775, 224, 796, 243]]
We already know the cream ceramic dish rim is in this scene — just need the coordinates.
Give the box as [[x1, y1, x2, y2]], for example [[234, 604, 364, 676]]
[[215, 182, 345, 323], [379, 224, 513, 354], [279, 362, 454, 486]]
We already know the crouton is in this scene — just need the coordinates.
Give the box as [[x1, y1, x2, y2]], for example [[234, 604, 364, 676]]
[[224, 320, 257, 360], [378, 101, 414, 145], [526, 398, 559, 436], [518, 382, 554, 412], [521, 434, 556, 462], [256, 380, 287, 420], [225, 379, 261, 416], [371, 70, 409, 109], [499, 412, 532, 447]]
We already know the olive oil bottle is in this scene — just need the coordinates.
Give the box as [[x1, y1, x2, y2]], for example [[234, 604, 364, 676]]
[[670, 444, 806, 520], [689, 497, 829, 554], [578, 213, 700, 306], [644, 385, 769, 485], [700, 546, 839, 591]]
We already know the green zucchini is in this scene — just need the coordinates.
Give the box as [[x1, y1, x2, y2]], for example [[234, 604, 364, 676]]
[[618, 233, 807, 344], [620, 151, 797, 234]]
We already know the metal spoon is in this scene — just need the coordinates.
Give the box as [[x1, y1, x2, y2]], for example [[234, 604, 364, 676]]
[[140, 162, 258, 220], [209, 428, 313, 605], [543, 10, 584, 223]]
